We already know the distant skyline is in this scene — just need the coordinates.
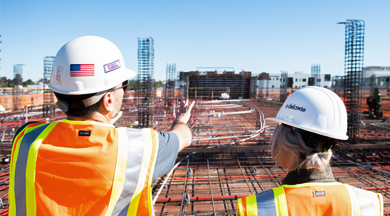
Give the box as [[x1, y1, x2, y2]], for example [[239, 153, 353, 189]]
[[0, 0, 389, 82]]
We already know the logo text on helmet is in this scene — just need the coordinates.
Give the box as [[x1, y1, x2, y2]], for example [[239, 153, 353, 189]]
[[285, 104, 306, 112], [104, 60, 121, 73], [56, 66, 63, 86]]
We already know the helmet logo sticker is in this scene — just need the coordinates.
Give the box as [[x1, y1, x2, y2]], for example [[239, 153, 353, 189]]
[[285, 104, 306, 112], [104, 60, 121, 73], [56, 66, 63, 86], [70, 64, 94, 77]]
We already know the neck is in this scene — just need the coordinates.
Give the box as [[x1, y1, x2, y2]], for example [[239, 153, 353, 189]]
[[67, 111, 112, 124]]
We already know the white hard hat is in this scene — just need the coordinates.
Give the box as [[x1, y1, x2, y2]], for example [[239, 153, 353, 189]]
[[267, 86, 348, 140], [49, 36, 136, 95]]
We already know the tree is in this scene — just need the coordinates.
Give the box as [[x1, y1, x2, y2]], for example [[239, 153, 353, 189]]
[[0, 76, 14, 87], [37, 78, 49, 83], [23, 79, 35, 86], [0, 77, 7, 87]]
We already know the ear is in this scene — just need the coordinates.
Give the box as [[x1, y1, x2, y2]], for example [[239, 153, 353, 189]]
[[101, 92, 115, 112]]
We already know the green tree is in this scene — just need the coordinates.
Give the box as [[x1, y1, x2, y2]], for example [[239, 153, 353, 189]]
[[37, 78, 49, 83], [0, 77, 7, 87], [23, 79, 35, 86]]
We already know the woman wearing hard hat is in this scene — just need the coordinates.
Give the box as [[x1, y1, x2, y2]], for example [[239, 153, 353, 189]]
[[236, 86, 383, 216]]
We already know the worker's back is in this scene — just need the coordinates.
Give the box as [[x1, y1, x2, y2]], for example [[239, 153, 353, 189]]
[[237, 182, 383, 216], [10, 120, 159, 216]]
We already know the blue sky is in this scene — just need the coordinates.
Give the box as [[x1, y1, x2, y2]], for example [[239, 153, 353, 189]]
[[0, 0, 389, 82]]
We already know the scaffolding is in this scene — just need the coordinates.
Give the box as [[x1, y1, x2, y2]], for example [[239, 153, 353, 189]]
[[257, 73, 269, 101], [185, 71, 252, 99], [165, 63, 176, 113], [43, 56, 55, 118], [280, 71, 288, 103], [12, 64, 24, 111], [249, 77, 257, 99], [338, 19, 365, 144], [311, 64, 321, 87], [137, 37, 155, 128]]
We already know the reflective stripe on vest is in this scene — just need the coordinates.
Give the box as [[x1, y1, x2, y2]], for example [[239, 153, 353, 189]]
[[111, 127, 159, 216], [9, 122, 50, 216], [9, 120, 159, 216], [236, 182, 383, 216]]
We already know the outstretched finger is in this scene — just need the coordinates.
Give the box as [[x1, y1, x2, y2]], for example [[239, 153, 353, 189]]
[[187, 101, 195, 113]]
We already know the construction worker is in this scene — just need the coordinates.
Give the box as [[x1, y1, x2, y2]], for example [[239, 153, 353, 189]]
[[237, 86, 383, 216], [9, 36, 194, 215]]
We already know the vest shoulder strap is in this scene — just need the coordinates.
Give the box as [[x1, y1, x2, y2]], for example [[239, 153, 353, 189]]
[[348, 185, 383, 216], [237, 189, 278, 216], [9, 122, 52, 216], [110, 128, 159, 216]]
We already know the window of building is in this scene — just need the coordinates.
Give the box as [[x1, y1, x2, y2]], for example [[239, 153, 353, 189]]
[[302, 85, 306, 87], [276, 78, 279, 80], [302, 78, 306, 82], [272, 85, 274, 88], [299, 78, 301, 82], [295, 78, 298, 82], [324, 74, 331, 81], [317, 78, 321, 82], [324, 86, 328, 88]]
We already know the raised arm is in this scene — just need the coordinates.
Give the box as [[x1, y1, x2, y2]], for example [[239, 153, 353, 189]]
[[170, 99, 195, 151]]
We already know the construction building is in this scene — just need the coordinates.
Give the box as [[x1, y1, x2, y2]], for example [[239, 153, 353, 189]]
[[257, 71, 333, 99], [179, 68, 256, 100], [0, 20, 390, 215], [137, 37, 155, 127]]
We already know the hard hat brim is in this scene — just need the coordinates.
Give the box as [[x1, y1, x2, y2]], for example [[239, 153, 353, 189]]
[[50, 67, 137, 95], [266, 117, 349, 140], [125, 68, 137, 81]]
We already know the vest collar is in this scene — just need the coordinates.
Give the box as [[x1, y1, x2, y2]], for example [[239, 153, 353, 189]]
[[282, 166, 336, 185]]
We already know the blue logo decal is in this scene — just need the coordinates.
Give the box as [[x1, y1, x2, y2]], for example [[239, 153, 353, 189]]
[[104, 60, 121, 73]]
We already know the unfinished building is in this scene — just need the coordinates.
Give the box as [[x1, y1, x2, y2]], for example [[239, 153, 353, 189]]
[[179, 70, 254, 99], [137, 37, 155, 127]]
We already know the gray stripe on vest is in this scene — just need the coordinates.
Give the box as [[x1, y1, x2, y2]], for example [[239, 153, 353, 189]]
[[112, 128, 146, 216], [256, 189, 277, 216], [14, 123, 49, 216], [353, 187, 379, 216]]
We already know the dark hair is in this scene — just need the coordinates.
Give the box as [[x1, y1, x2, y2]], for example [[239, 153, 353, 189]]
[[54, 92, 102, 117]]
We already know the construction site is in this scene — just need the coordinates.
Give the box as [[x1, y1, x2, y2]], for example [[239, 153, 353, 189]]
[[0, 21, 389, 215]]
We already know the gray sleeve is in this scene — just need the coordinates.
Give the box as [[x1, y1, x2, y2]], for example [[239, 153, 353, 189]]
[[152, 131, 180, 179]]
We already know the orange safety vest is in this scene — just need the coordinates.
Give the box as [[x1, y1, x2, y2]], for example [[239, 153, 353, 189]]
[[236, 182, 383, 216], [9, 119, 160, 216]]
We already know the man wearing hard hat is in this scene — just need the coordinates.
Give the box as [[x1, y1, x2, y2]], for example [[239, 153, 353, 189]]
[[9, 36, 194, 215], [236, 87, 383, 216]]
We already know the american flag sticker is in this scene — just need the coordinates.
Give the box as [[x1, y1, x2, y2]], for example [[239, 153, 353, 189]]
[[70, 64, 94, 77], [103, 60, 121, 73]]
